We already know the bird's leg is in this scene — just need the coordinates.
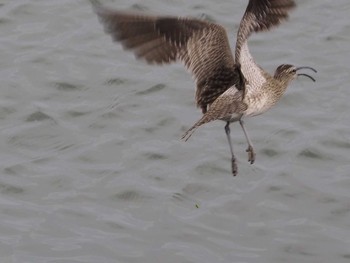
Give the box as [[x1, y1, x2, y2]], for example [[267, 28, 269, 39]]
[[239, 119, 255, 164], [225, 122, 238, 176]]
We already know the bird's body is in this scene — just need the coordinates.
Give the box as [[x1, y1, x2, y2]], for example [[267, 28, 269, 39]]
[[182, 64, 314, 138], [90, 0, 316, 176]]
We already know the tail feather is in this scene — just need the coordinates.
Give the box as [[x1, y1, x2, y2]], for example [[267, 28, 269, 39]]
[[181, 114, 213, 141], [181, 87, 246, 141], [181, 125, 198, 141]]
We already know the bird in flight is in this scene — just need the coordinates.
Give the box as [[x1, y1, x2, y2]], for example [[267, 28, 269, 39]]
[[90, 0, 316, 176]]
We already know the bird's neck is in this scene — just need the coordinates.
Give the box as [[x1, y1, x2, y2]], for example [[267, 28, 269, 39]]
[[268, 77, 290, 101], [242, 70, 291, 118], [238, 43, 291, 108], [257, 78, 290, 111]]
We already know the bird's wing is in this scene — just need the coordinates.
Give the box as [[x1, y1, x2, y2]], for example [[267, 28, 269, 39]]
[[181, 87, 247, 141], [235, 0, 296, 62], [90, 1, 238, 109]]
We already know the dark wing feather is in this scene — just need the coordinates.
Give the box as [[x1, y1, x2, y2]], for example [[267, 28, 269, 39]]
[[91, 1, 238, 112], [235, 0, 296, 61]]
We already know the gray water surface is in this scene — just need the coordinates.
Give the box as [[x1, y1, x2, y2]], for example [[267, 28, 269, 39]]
[[1, 0, 350, 262]]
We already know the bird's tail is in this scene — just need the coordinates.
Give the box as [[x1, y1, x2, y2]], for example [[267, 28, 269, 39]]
[[181, 114, 214, 141], [181, 88, 247, 141], [181, 124, 198, 141]]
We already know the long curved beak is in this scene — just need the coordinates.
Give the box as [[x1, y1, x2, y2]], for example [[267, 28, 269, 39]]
[[296, 66, 317, 82]]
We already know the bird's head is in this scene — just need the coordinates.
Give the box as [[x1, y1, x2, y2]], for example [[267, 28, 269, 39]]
[[274, 64, 317, 85]]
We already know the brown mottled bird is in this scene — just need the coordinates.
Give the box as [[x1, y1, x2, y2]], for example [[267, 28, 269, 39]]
[[90, 0, 316, 176]]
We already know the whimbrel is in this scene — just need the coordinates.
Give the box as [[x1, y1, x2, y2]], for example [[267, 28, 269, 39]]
[[90, 0, 316, 176]]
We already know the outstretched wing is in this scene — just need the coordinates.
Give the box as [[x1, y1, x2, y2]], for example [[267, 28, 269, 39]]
[[181, 87, 247, 141], [90, 1, 238, 111], [235, 0, 296, 62]]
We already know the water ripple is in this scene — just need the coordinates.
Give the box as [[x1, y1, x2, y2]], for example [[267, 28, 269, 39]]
[[298, 148, 331, 160], [135, 83, 166, 95], [0, 183, 24, 195], [104, 78, 126, 86], [25, 111, 54, 122], [53, 82, 82, 91]]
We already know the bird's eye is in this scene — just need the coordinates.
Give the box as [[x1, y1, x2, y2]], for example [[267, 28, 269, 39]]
[[291, 69, 297, 73]]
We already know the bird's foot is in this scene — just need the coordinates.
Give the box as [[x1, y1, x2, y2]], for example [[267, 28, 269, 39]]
[[246, 145, 256, 164], [232, 157, 238, 176]]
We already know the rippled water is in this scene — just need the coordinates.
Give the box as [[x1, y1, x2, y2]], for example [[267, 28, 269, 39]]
[[1, 0, 350, 262]]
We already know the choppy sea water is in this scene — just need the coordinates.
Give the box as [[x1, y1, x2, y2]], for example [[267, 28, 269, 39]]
[[1, 0, 350, 262]]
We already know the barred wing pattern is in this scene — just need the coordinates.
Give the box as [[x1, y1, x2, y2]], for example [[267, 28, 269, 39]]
[[92, 2, 240, 113], [235, 0, 296, 62]]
